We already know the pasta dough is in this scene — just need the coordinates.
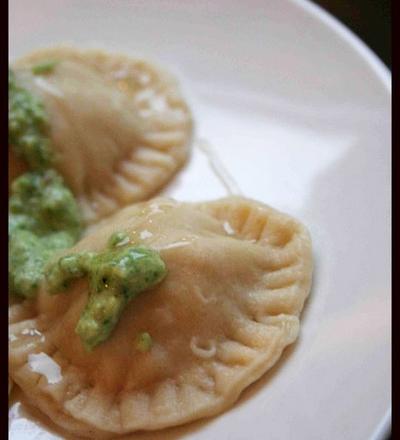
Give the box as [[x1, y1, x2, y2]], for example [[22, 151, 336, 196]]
[[10, 46, 193, 222], [9, 196, 312, 438]]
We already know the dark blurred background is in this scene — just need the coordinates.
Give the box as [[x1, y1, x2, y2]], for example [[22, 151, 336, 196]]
[[314, 0, 391, 68]]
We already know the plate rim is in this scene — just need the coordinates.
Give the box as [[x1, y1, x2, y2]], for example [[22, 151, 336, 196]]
[[293, 1, 391, 438], [293, 0, 391, 93]]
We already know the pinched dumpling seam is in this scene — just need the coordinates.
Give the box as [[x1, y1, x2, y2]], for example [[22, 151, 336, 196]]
[[9, 312, 300, 437]]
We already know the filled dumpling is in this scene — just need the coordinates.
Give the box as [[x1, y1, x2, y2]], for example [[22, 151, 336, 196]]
[[9, 196, 312, 438], [10, 46, 193, 223]]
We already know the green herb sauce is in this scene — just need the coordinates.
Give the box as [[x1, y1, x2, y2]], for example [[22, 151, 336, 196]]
[[9, 69, 52, 169], [9, 170, 82, 298], [46, 240, 167, 351], [9, 69, 82, 299], [136, 332, 153, 352], [32, 60, 58, 75]]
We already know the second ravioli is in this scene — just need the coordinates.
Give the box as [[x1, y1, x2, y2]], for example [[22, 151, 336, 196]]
[[11, 46, 193, 222]]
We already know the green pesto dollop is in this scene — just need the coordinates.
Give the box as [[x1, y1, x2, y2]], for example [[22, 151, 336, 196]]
[[9, 170, 81, 238], [9, 170, 82, 298], [9, 69, 52, 169], [107, 231, 130, 248], [46, 241, 167, 351], [136, 332, 153, 352], [32, 60, 58, 75], [9, 70, 82, 299]]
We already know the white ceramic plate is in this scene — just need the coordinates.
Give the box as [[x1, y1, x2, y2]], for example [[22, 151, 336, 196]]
[[9, 1, 391, 439]]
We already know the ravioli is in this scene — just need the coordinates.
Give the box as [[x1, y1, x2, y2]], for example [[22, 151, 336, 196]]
[[9, 197, 312, 438], [10, 46, 193, 222]]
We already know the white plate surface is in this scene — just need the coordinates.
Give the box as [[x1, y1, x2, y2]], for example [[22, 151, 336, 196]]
[[9, 1, 391, 439]]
